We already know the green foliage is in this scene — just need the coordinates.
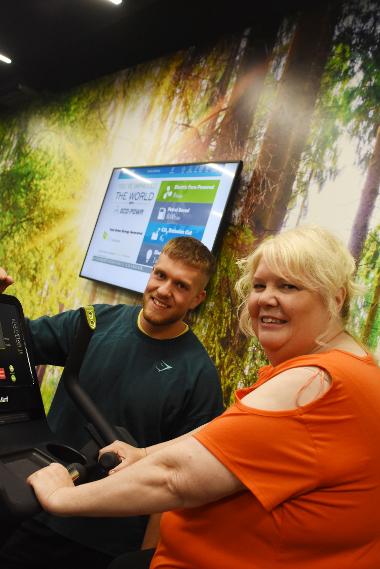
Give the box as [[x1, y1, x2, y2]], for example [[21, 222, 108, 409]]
[[295, 0, 380, 196], [0, 116, 85, 315], [349, 226, 380, 351], [40, 365, 63, 413], [0, 77, 122, 404]]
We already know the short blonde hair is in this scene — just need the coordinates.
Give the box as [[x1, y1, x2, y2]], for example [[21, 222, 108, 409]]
[[161, 237, 216, 282], [235, 225, 362, 336]]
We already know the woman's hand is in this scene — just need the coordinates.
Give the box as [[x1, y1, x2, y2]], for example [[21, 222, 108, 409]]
[[26, 436, 244, 518], [99, 441, 147, 473], [27, 463, 74, 515]]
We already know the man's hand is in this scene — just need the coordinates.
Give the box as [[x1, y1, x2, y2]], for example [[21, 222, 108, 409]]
[[99, 440, 146, 473], [27, 463, 75, 515], [0, 268, 14, 293]]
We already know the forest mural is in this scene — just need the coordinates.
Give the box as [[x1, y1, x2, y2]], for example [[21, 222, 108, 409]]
[[0, 0, 379, 409]]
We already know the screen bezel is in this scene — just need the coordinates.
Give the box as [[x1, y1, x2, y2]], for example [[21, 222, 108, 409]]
[[80, 160, 243, 294]]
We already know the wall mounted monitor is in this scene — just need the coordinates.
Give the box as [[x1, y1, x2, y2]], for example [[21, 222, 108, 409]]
[[80, 161, 243, 294]]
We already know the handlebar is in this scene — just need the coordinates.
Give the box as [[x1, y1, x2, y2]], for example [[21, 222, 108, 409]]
[[98, 452, 122, 472]]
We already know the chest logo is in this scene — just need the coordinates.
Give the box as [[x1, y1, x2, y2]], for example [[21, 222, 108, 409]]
[[156, 360, 173, 372]]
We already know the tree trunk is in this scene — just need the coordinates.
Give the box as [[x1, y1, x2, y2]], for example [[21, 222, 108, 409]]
[[175, 36, 242, 162], [164, 45, 209, 160], [349, 125, 380, 262], [243, 2, 340, 239], [214, 15, 283, 162], [200, 34, 245, 154]]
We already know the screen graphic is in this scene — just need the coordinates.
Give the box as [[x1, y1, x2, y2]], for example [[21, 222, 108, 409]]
[[80, 161, 242, 293]]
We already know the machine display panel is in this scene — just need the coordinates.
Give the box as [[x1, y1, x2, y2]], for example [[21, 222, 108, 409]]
[[0, 301, 36, 388]]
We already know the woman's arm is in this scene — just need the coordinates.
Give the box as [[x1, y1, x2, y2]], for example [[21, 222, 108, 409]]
[[28, 435, 244, 517], [99, 424, 207, 472]]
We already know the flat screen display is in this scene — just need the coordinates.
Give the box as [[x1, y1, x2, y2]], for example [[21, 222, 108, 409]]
[[80, 161, 242, 293]]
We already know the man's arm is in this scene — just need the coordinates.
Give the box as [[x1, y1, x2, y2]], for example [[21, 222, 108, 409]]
[[27, 310, 81, 366], [28, 435, 244, 517]]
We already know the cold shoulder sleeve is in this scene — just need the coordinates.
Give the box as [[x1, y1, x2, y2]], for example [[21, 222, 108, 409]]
[[194, 401, 319, 511]]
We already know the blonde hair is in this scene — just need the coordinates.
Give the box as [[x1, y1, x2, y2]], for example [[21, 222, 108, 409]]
[[235, 225, 363, 336]]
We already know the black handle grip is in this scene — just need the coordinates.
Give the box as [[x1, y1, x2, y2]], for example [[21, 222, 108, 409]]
[[98, 452, 121, 472], [67, 462, 88, 484]]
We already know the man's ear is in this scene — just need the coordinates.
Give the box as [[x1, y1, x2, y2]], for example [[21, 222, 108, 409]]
[[189, 289, 206, 310]]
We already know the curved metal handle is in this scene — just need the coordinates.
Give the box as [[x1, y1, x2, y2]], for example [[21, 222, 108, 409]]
[[61, 307, 136, 447]]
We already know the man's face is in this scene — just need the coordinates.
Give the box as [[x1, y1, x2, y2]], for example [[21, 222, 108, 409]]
[[142, 253, 207, 329]]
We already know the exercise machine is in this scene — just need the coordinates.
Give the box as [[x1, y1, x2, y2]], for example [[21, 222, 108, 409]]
[[0, 294, 135, 521]]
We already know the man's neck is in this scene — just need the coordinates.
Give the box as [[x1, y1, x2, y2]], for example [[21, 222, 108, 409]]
[[137, 309, 189, 340]]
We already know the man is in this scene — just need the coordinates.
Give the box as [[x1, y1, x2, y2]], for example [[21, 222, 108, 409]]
[[0, 236, 224, 569]]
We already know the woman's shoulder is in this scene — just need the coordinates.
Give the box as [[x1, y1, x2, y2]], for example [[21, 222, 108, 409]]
[[240, 338, 378, 413], [242, 365, 331, 412]]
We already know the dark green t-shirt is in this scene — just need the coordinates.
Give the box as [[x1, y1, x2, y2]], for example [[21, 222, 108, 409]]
[[27, 304, 223, 555]]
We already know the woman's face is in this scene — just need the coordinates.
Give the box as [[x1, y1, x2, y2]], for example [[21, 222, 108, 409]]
[[247, 259, 333, 365]]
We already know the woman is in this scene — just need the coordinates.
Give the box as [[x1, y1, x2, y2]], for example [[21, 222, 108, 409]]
[[28, 225, 380, 568]]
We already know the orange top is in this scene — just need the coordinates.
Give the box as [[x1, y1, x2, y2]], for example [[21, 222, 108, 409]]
[[151, 350, 380, 569]]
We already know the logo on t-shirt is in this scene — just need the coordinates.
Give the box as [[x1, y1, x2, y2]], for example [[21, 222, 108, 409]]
[[156, 360, 173, 372]]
